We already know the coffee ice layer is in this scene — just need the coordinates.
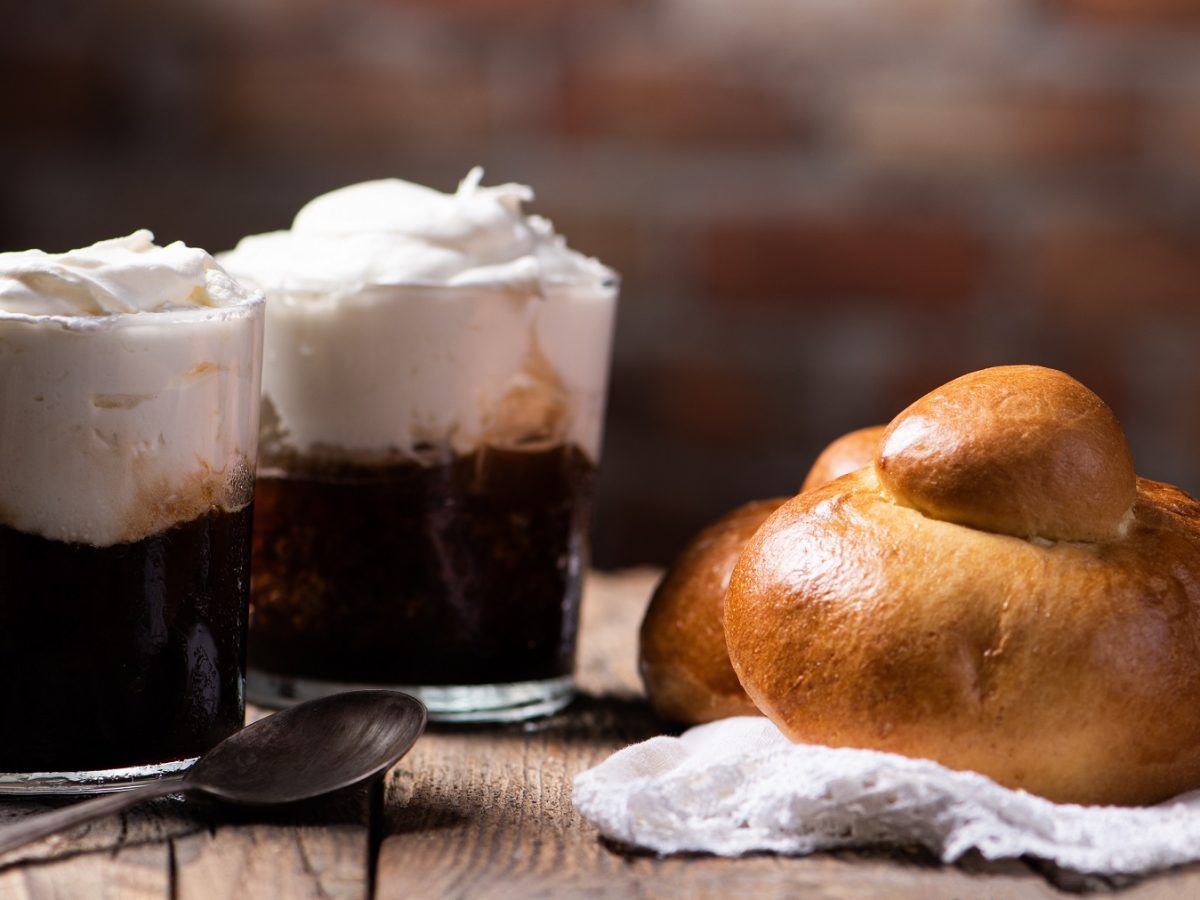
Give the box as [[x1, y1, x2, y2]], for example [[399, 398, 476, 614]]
[[249, 445, 594, 686], [0, 506, 251, 773]]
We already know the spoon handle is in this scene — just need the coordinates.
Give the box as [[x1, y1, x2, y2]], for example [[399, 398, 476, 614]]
[[0, 779, 185, 858]]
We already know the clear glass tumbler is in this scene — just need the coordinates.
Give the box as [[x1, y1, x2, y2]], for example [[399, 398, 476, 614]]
[[243, 276, 618, 722], [0, 282, 264, 793]]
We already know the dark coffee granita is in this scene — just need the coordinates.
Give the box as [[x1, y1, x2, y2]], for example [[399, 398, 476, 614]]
[[0, 506, 251, 773], [249, 444, 595, 686]]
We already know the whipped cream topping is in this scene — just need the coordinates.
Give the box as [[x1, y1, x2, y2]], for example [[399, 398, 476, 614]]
[[0, 230, 257, 318], [0, 233, 264, 546], [222, 168, 615, 297], [220, 169, 618, 464]]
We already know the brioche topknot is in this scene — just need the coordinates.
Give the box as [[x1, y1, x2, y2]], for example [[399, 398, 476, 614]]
[[877, 366, 1135, 542]]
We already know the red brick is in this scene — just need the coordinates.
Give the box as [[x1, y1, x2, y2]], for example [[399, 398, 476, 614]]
[[381, 0, 619, 27], [532, 207, 646, 287], [204, 57, 494, 153], [1048, 0, 1200, 28], [609, 361, 774, 447], [653, 363, 774, 446], [556, 59, 806, 146], [657, 0, 1016, 50], [0, 55, 126, 141], [843, 80, 1142, 174], [1031, 216, 1200, 318], [1154, 93, 1200, 178], [703, 215, 989, 309]]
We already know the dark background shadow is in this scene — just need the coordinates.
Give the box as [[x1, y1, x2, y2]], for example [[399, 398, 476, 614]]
[[4, 0, 1199, 566]]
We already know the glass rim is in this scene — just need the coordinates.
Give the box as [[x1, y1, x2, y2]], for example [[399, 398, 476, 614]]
[[242, 275, 619, 303], [0, 291, 266, 332]]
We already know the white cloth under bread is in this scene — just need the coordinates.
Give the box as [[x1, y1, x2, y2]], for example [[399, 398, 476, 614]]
[[573, 717, 1200, 875]]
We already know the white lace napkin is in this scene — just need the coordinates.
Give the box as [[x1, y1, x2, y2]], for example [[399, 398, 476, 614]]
[[573, 716, 1200, 875]]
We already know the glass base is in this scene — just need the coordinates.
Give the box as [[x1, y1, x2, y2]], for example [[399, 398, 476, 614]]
[[0, 758, 195, 796], [247, 669, 574, 723]]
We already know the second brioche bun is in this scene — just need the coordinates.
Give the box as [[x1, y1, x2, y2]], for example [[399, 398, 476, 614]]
[[801, 425, 887, 492], [639, 499, 784, 723], [639, 424, 885, 724], [725, 366, 1200, 805]]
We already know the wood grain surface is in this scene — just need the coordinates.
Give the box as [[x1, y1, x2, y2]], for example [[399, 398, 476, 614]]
[[4, 570, 1200, 898], [375, 570, 1200, 899]]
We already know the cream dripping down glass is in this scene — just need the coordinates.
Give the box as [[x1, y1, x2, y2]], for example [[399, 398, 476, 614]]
[[0, 231, 264, 792], [221, 169, 618, 721]]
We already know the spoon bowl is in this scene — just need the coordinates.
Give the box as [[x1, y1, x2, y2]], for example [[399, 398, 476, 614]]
[[188, 691, 427, 805], [0, 690, 426, 858]]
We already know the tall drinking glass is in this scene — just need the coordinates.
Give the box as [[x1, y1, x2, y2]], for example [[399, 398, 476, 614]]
[[0, 232, 264, 793], [223, 170, 617, 721]]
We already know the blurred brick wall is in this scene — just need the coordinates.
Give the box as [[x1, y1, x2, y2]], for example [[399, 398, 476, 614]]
[[4, 0, 1200, 566]]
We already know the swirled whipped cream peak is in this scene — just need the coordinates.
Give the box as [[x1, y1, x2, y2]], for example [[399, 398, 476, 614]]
[[0, 230, 257, 318], [0, 233, 264, 547], [221, 169, 618, 466], [221, 168, 615, 296]]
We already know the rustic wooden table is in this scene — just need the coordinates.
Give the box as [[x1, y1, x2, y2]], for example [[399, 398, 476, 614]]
[[2, 570, 1199, 899]]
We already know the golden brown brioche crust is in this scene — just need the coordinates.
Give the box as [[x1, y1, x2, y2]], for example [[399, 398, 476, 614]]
[[801, 425, 888, 493], [639, 499, 784, 724], [877, 366, 1135, 542], [640, 424, 885, 726], [726, 366, 1200, 806]]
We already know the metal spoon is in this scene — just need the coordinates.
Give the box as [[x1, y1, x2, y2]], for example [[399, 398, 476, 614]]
[[0, 690, 427, 858]]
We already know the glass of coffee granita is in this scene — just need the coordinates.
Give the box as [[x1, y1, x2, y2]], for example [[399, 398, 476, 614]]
[[0, 232, 264, 792], [221, 169, 617, 722]]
